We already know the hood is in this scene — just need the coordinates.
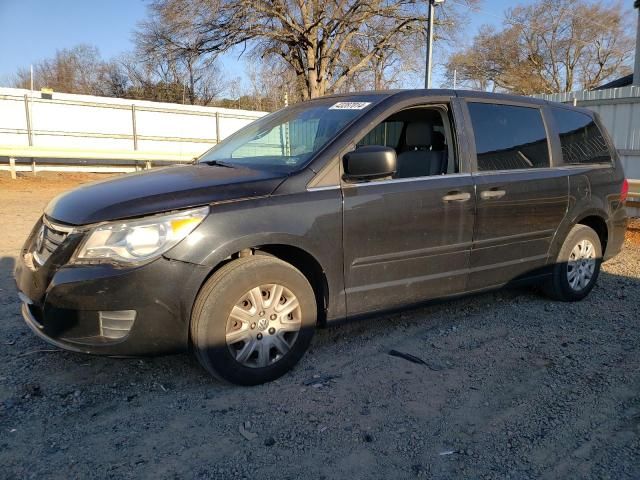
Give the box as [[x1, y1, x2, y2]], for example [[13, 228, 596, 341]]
[[45, 163, 286, 225]]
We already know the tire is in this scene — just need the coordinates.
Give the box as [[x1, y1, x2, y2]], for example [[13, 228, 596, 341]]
[[543, 224, 602, 302], [190, 255, 316, 385]]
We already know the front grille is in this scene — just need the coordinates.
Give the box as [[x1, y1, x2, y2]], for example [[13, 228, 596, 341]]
[[32, 218, 73, 266]]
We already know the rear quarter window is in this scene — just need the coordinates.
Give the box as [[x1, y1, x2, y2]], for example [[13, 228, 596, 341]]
[[550, 108, 611, 164]]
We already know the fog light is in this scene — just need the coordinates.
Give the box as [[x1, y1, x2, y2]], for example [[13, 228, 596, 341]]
[[99, 310, 136, 340]]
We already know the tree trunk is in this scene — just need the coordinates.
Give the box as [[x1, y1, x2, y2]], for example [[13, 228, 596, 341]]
[[305, 45, 328, 99]]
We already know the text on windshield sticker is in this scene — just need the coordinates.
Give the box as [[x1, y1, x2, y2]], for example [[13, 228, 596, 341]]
[[329, 102, 372, 110]]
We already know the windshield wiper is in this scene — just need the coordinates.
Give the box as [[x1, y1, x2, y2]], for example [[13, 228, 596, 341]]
[[200, 159, 235, 168]]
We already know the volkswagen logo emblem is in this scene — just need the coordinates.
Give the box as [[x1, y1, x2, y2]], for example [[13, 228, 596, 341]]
[[35, 226, 45, 253]]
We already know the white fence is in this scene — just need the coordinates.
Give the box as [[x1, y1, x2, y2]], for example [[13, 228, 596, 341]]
[[0, 87, 267, 174]]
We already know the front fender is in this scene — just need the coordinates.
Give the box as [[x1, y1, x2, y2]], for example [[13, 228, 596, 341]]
[[165, 190, 345, 319]]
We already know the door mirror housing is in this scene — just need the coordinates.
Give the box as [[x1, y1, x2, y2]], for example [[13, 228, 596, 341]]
[[343, 145, 397, 182]]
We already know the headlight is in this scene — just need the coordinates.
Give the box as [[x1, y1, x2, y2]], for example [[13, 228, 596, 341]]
[[74, 207, 209, 264]]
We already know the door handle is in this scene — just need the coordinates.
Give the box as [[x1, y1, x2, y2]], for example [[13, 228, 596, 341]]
[[480, 189, 506, 200], [442, 192, 471, 202]]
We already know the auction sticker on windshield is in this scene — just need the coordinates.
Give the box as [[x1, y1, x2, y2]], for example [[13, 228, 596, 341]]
[[329, 102, 371, 110]]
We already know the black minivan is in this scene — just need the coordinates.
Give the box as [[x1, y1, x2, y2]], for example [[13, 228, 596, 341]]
[[15, 90, 628, 385]]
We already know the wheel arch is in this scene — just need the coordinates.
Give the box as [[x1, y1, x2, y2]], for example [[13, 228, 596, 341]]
[[255, 244, 329, 326], [575, 214, 608, 255], [190, 239, 331, 327], [549, 208, 610, 263]]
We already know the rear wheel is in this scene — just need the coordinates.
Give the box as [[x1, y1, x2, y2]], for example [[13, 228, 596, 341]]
[[543, 224, 602, 301], [190, 255, 316, 385]]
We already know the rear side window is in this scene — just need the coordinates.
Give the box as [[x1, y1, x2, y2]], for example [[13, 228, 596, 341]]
[[468, 103, 550, 171], [550, 108, 611, 164]]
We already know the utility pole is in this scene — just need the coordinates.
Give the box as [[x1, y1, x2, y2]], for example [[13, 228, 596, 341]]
[[425, 0, 445, 89], [634, 0, 640, 86]]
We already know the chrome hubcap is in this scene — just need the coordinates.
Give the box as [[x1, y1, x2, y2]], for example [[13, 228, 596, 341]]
[[567, 239, 596, 291], [225, 284, 301, 368]]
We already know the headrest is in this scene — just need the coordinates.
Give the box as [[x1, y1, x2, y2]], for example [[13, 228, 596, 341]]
[[405, 122, 432, 147], [431, 131, 445, 150]]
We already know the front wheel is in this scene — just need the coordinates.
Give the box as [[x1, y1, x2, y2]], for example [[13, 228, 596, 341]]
[[543, 224, 602, 302], [190, 255, 316, 385]]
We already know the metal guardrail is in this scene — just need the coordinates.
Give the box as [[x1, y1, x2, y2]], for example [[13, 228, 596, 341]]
[[0, 145, 199, 177]]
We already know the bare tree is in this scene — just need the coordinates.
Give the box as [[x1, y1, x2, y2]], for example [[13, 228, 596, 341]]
[[136, 4, 227, 105], [12, 41, 225, 106], [136, 0, 473, 100], [93, 61, 133, 98], [124, 51, 225, 105], [445, 25, 550, 94], [115, 55, 182, 103], [243, 58, 294, 111], [446, 0, 634, 94], [338, 18, 434, 92], [14, 45, 107, 95]]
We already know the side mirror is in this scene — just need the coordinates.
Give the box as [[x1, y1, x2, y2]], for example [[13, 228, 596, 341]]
[[343, 145, 397, 182]]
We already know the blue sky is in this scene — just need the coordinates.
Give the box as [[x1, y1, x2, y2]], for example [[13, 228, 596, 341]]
[[0, 0, 633, 91], [0, 0, 146, 80]]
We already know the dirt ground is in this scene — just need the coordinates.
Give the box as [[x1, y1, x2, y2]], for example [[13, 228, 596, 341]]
[[0, 172, 639, 479]]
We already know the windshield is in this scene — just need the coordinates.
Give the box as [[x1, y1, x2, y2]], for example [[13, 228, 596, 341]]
[[199, 96, 380, 172]]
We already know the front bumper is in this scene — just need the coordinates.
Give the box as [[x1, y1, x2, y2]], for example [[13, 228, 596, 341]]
[[15, 229, 210, 356]]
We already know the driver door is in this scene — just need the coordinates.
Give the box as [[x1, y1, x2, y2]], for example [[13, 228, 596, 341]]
[[342, 101, 476, 315]]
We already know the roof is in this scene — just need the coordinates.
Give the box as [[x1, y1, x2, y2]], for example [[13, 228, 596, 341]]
[[322, 88, 549, 106], [316, 88, 596, 115]]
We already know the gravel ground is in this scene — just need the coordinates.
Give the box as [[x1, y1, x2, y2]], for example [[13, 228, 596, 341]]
[[0, 172, 639, 479]]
